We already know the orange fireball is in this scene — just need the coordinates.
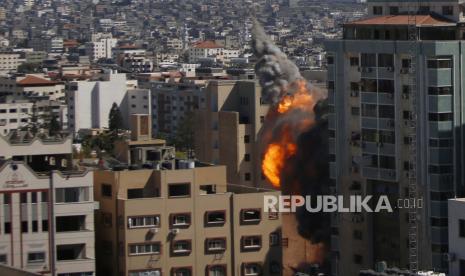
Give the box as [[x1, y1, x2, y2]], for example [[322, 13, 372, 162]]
[[262, 79, 319, 188]]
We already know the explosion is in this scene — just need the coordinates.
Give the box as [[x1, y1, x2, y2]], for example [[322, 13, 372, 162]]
[[252, 19, 330, 271], [262, 80, 318, 188]]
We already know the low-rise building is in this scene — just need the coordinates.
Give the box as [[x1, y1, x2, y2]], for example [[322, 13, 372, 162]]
[[0, 133, 96, 276]]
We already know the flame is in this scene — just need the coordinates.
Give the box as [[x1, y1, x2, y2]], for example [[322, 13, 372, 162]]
[[262, 80, 318, 188], [262, 133, 297, 188]]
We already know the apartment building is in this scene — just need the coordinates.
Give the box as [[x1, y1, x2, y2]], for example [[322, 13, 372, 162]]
[[67, 70, 138, 134], [194, 80, 270, 188], [0, 52, 24, 74], [325, 0, 465, 273], [94, 164, 282, 276], [188, 41, 224, 63], [0, 133, 95, 276], [86, 38, 118, 62], [150, 81, 206, 136], [0, 74, 65, 101], [91, 116, 281, 276], [0, 96, 68, 135]]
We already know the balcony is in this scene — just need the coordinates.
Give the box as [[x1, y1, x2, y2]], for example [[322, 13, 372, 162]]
[[362, 167, 396, 181], [428, 95, 453, 113]]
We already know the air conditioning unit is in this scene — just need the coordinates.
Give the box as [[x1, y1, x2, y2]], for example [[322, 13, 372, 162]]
[[149, 228, 159, 234], [170, 228, 180, 235]]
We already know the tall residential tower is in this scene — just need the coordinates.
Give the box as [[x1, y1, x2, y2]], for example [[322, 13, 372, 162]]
[[326, 0, 465, 274]]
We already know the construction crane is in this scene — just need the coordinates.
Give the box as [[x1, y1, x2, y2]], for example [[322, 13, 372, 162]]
[[407, 1, 420, 272]]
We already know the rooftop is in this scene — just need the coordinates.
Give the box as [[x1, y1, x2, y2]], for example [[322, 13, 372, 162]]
[[345, 14, 456, 27], [17, 75, 59, 86], [192, 41, 223, 49]]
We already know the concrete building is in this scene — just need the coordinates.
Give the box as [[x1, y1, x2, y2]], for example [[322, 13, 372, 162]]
[[0, 133, 96, 276], [0, 52, 24, 74], [0, 74, 65, 101], [448, 198, 465, 275], [67, 70, 138, 134], [325, 0, 465, 273], [0, 96, 68, 135], [150, 81, 206, 136], [188, 41, 224, 63], [194, 80, 270, 188], [86, 38, 118, 62]]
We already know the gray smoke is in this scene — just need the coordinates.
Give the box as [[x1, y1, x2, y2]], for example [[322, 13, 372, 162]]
[[253, 20, 331, 271], [252, 19, 304, 104]]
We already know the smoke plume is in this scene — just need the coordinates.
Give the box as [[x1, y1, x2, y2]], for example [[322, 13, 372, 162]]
[[252, 20, 331, 265]]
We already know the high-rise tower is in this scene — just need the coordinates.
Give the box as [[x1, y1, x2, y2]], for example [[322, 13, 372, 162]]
[[325, 0, 465, 274]]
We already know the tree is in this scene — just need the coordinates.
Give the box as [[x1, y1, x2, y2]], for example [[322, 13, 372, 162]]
[[175, 112, 195, 157], [49, 115, 61, 136], [108, 102, 123, 133]]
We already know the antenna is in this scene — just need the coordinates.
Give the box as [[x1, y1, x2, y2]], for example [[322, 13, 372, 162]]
[[407, 1, 419, 272]]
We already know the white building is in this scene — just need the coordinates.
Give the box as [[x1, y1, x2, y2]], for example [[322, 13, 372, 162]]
[[0, 53, 24, 74], [188, 41, 224, 63], [85, 38, 118, 61], [0, 97, 68, 135], [448, 198, 465, 275], [67, 70, 137, 134], [0, 134, 96, 276]]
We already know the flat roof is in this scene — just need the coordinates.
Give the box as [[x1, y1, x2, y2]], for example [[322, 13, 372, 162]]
[[345, 15, 456, 27]]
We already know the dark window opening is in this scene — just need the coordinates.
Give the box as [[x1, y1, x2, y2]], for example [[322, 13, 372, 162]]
[[168, 183, 190, 197], [56, 216, 86, 232]]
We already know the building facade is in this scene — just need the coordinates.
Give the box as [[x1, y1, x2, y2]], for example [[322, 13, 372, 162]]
[[325, 0, 465, 274], [94, 120, 282, 276], [447, 198, 465, 275], [0, 134, 96, 276], [194, 80, 270, 188]]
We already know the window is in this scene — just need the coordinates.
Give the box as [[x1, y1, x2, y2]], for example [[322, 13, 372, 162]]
[[244, 154, 250, 162], [166, 182, 191, 198], [443, 5, 454, 15], [361, 53, 376, 67], [0, 254, 6, 264], [351, 107, 360, 116], [428, 113, 453, 122], [242, 236, 262, 251], [102, 184, 112, 197], [56, 187, 89, 203], [20, 192, 27, 203], [243, 263, 261, 276], [461, 260, 465, 276], [21, 221, 28, 233], [353, 230, 363, 240], [128, 215, 160, 228], [270, 232, 280, 246], [127, 188, 144, 199], [207, 265, 226, 276], [389, 6, 399, 15], [326, 56, 334, 65], [129, 269, 162, 276], [241, 209, 261, 224], [244, 135, 250, 143], [200, 185, 216, 194], [431, 217, 448, 227], [402, 59, 411, 68], [460, 219, 465, 238], [244, 173, 251, 181], [171, 213, 190, 227], [378, 54, 393, 68], [349, 57, 359, 66], [171, 267, 192, 276], [171, 240, 191, 255], [353, 254, 363, 264], [205, 211, 226, 226], [56, 215, 86, 232], [42, 220, 48, 232], [427, 59, 452, 69], [129, 242, 161, 255], [378, 79, 394, 93], [373, 6, 383, 15], [206, 238, 226, 253], [428, 86, 453, 95], [28, 252, 45, 263]]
